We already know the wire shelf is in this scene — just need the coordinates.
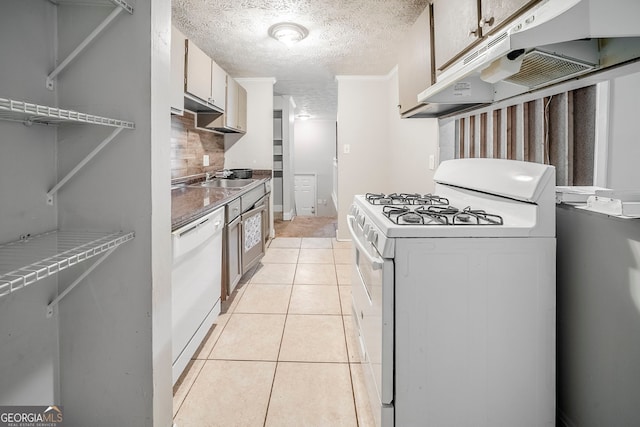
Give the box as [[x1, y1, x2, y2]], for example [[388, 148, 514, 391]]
[[0, 98, 135, 129], [0, 230, 134, 298], [52, 0, 134, 14]]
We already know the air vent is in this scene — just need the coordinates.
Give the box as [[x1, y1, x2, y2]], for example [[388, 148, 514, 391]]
[[504, 49, 596, 88], [463, 49, 481, 65], [462, 30, 509, 66], [487, 31, 509, 50]]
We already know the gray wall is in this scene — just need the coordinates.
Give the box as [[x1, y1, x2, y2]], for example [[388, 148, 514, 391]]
[[294, 120, 337, 217], [556, 205, 640, 426], [55, 1, 172, 425], [607, 71, 640, 188]]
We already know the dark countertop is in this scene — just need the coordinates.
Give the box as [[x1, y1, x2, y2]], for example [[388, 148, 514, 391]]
[[171, 170, 271, 231]]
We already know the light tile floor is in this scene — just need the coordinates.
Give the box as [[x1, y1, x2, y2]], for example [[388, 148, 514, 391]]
[[173, 237, 375, 427]]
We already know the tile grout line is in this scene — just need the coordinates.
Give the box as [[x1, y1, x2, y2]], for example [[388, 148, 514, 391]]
[[172, 358, 206, 420], [335, 256, 362, 427], [262, 247, 298, 427]]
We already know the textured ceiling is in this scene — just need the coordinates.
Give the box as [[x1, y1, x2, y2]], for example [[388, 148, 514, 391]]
[[172, 0, 429, 120]]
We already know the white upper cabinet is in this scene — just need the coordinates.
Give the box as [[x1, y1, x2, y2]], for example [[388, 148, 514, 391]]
[[185, 39, 212, 104], [432, 0, 480, 72], [225, 76, 239, 129], [210, 60, 227, 111], [236, 82, 247, 132], [170, 26, 186, 115], [182, 37, 227, 113], [398, 5, 433, 116]]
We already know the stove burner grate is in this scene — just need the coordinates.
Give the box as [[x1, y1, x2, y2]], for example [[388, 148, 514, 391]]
[[379, 202, 504, 226], [366, 192, 450, 206], [453, 207, 504, 225]]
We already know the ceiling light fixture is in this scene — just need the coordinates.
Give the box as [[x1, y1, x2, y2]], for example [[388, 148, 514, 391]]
[[296, 114, 311, 121], [268, 22, 309, 47]]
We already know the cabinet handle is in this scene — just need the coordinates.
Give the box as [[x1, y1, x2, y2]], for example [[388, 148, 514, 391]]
[[468, 28, 479, 37], [479, 17, 495, 28]]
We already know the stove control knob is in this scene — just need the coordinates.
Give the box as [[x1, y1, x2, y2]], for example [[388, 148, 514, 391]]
[[363, 224, 371, 235], [357, 214, 365, 227], [367, 229, 378, 245]]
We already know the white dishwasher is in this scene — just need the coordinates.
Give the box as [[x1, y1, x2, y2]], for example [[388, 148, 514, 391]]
[[171, 206, 224, 385]]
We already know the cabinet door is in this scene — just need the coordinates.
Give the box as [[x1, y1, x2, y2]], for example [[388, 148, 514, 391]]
[[226, 216, 242, 295], [432, 0, 480, 73], [398, 5, 433, 115], [236, 82, 247, 132], [479, 0, 539, 36], [170, 26, 186, 114], [225, 76, 238, 129], [185, 40, 212, 103], [211, 60, 226, 111]]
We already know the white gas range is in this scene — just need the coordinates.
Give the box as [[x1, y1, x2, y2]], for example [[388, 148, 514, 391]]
[[348, 158, 556, 427]]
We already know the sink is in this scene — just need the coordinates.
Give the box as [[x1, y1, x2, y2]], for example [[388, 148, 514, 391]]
[[198, 178, 256, 189]]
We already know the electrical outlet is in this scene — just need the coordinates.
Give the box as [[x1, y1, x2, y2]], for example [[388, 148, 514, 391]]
[[428, 155, 435, 170], [203, 155, 210, 167], [343, 144, 350, 154]]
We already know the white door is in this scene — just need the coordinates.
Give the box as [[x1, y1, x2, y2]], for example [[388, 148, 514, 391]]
[[294, 174, 316, 216]]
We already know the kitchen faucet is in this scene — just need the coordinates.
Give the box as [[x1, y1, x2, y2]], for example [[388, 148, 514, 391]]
[[215, 169, 233, 178]]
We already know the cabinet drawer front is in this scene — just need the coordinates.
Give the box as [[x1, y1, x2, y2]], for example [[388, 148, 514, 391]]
[[226, 197, 241, 222]]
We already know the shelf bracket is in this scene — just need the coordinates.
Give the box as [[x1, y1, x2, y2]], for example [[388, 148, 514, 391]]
[[46, 246, 117, 318], [47, 127, 124, 205], [46, 5, 126, 90]]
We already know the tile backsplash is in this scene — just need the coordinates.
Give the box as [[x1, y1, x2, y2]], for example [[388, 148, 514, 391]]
[[171, 111, 224, 179]]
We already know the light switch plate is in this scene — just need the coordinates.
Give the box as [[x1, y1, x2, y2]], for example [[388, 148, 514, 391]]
[[203, 155, 210, 167], [343, 144, 350, 154], [428, 155, 435, 170]]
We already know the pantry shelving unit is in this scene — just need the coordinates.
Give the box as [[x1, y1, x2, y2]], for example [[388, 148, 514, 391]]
[[0, 97, 135, 205], [0, 0, 173, 422], [0, 98, 135, 128], [0, 230, 134, 303], [0, 0, 137, 305], [0, 95, 136, 301], [45, 0, 134, 90]]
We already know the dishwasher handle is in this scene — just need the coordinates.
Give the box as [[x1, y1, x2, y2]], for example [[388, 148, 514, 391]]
[[173, 207, 224, 259]]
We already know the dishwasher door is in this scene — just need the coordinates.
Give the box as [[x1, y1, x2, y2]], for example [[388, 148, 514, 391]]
[[171, 207, 224, 384]]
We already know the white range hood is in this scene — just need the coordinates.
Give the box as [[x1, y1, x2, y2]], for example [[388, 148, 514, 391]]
[[416, 0, 640, 117]]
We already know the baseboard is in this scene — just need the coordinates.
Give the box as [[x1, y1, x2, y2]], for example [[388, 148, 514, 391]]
[[274, 204, 283, 212], [283, 209, 295, 221]]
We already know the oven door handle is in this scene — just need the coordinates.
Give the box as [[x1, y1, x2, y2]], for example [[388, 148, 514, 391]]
[[347, 214, 384, 270]]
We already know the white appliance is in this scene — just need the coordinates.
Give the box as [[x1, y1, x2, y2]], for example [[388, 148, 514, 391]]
[[171, 206, 224, 384], [348, 158, 556, 426]]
